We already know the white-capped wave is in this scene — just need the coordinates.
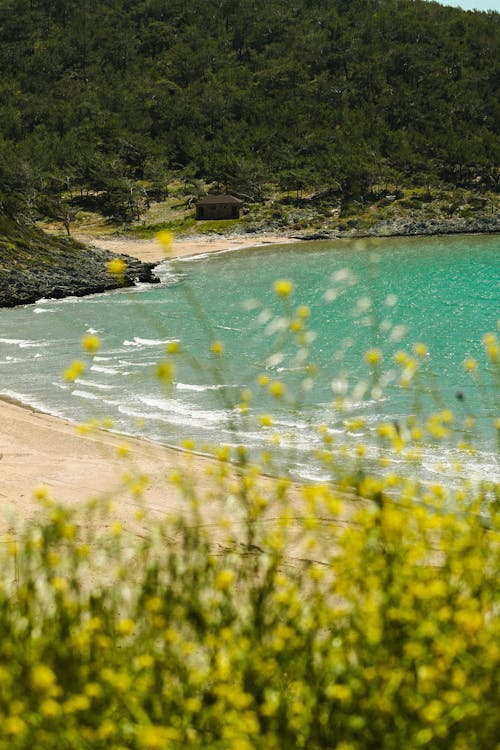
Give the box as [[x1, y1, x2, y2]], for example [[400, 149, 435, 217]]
[[123, 336, 173, 347], [75, 378, 117, 391], [0, 337, 49, 348], [176, 382, 233, 392], [0, 356, 23, 363], [90, 364, 122, 375], [117, 359, 152, 368], [72, 389, 103, 401]]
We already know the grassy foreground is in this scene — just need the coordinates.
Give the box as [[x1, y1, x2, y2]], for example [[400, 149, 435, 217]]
[[1, 258, 499, 750], [1, 463, 499, 750]]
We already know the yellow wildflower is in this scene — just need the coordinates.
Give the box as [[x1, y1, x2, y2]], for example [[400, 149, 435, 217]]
[[156, 229, 174, 254], [365, 348, 382, 366], [269, 380, 285, 398], [4, 716, 27, 736], [31, 664, 57, 692], [64, 359, 86, 381], [464, 358, 477, 372], [215, 568, 235, 590], [413, 342, 428, 357], [81, 333, 101, 353], [273, 279, 294, 297], [166, 340, 180, 354], [156, 361, 175, 381], [210, 340, 224, 355], [40, 699, 61, 718], [107, 257, 127, 278]]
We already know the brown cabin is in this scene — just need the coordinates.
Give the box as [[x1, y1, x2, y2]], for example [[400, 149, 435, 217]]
[[195, 194, 244, 221]]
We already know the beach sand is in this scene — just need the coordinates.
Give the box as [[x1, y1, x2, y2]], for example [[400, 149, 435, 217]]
[[0, 232, 299, 534], [87, 230, 295, 263]]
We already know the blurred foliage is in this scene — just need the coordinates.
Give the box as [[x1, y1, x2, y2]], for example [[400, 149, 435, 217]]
[[1, 455, 498, 749]]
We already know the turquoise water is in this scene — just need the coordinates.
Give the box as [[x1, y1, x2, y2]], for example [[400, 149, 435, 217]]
[[0, 234, 498, 484]]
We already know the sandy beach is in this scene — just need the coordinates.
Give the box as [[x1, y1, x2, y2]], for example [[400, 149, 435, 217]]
[[0, 232, 296, 532], [87, 230, 295, 263]]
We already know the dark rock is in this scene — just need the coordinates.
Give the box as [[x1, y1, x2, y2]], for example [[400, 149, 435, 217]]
[[0, 241, 160, 308]]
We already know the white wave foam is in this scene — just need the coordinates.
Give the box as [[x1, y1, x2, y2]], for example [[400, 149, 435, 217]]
[[1, 356, 23, 363], [0, 389, 62, 415], [90, 365, 122, 375], [0, 338, 48, 348], [117, 401, 221, 430], [117, 360, 152, 368], [72, 389, 103, 401], [76, 378, 117, 391], [123, 337, 172, 347], [176, 382, 232, 392]]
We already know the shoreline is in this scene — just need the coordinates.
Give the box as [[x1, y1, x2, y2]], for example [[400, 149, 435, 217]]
[[0, 394, 229, 533], [0, 232, 298, 530], [85, 230, 297, 263], [1, 227, 497, 529], [85, 217, 500, 265]]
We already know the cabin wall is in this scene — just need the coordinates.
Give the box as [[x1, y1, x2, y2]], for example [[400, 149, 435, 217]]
[[196, 204, 242, 220]]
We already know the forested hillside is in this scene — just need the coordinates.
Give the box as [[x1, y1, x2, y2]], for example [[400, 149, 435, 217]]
[[0, 0, 498, 223]]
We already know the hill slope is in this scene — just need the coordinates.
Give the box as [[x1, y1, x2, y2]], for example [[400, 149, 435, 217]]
[[0, 217, 157, 306], [0, 0, 498, 221]]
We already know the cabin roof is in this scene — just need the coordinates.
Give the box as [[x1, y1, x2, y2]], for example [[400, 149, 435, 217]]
[[196, 194, 244, 205]]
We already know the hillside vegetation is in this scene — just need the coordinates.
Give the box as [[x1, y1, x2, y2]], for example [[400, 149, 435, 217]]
[[0, 0, 498, 227]]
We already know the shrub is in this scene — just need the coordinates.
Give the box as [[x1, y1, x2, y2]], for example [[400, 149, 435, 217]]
[[1, 468, 498, 749]]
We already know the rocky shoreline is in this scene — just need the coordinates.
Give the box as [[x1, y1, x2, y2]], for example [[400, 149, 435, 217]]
[[0, 241, 159, 308], [0, 213, 497, 308], [280, 214, 500, 242]]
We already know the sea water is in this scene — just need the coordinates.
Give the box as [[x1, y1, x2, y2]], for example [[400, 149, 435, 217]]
[[0, 234, 498, 485]]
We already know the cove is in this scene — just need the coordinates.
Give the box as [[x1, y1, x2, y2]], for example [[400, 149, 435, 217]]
[[0, 233, 498, 485]]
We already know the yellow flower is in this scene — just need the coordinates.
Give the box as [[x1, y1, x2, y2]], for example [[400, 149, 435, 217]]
[[394, 349, 410, 366], [117, 443, 130, 458], [269, 380, 285, 398], [40, 699, 61, 717], [156, 229, 174, 254], [64, 359, 86, 381], [273, 279, 294, 297], [365, 348, 382, 366], [413, 342, 428, 357], [107, 257, 127, 278], [117, 618, 135, 635], [82, 334, 101, 353], [482, 331, 497, 347], [210, 340, 224, 355], [137, 725, 181, 749], [4, 716, 27, 736], [156, 361, 175, 381], [259, 414, 273, 427], [31, 664, 57, 692], [486, 344, 499, 363], [215, 568, 235, 591], [464, 358, 477, 372], [166, 340, 180, 354]]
